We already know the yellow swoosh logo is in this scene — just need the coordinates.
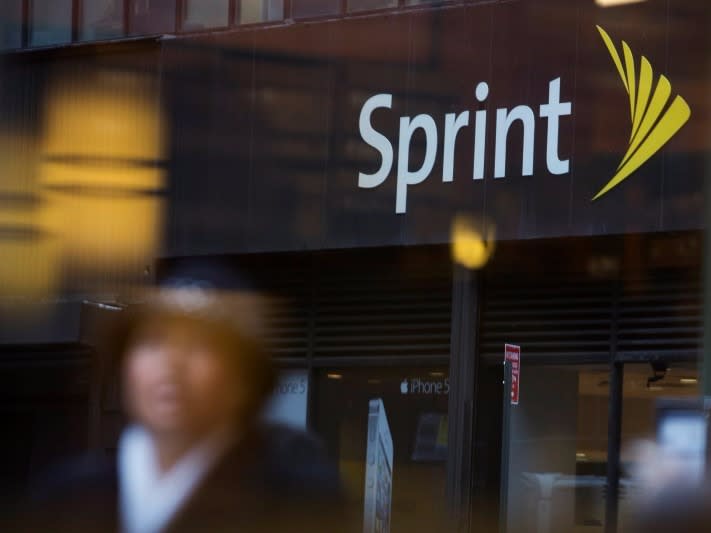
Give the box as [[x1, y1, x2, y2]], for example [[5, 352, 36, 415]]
[[593, 26, 691, 200]]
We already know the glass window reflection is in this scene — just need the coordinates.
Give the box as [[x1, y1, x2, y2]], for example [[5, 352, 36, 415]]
[[348, 0, 396, 12], [30, 0, 72, 47], [184, 0, 230, 30], [240, 0, 284, 24], [502, 365, 610, 532], [130, 0, 176, 35], [618, 363, 701, 530], [81, 0, 124, 41], [291, 0, 340, 19], [0, 0, 21, 49], [314, 367, 450, 532]]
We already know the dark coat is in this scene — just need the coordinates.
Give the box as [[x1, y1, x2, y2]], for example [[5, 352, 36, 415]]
[[10, 424, 349, 533]]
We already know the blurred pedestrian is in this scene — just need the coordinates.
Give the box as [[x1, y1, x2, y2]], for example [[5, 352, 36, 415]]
[[18, 260, 345, 533]]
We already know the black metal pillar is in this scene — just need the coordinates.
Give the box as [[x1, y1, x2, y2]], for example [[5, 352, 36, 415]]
[[605, 361, 624, 533], [446, 265, 479, 532], [498, 358, 512, 533], [704, 150, 711, 397]]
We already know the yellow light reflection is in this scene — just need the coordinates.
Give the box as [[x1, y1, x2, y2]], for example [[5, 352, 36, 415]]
[[451, 215, 495, 270], [39, 71, 166, 280], [0, 132, 60, 298]]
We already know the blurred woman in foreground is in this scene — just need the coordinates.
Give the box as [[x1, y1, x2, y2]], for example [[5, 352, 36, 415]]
[[23, 261, 344, 533]]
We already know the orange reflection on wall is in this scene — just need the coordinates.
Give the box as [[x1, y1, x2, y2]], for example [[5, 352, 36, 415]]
[[39, 70, 166, 284], [0, 132, 60, 299]]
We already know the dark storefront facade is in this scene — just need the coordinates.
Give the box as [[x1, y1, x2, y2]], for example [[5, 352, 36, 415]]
[[0, 1, 709, 531]]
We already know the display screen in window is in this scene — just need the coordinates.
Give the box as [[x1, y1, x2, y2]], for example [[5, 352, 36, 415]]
[[262, 369, 309, 429], [364, 398, 393, 533], [314, 367, 450, 532]]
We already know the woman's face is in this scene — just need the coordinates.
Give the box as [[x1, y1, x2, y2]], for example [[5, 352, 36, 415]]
[[122, 315, 245, 438]]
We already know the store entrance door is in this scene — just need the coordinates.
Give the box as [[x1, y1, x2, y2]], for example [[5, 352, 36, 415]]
[[499, 364, 610, 533], [497, 361, 701, 533]]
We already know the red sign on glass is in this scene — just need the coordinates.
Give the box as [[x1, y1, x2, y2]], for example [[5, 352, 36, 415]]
[[505, 344, 521, 405]]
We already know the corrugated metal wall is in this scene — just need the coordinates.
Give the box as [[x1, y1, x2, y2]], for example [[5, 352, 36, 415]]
[[212, 246, 454, 365], [480, 272, 702, 364]]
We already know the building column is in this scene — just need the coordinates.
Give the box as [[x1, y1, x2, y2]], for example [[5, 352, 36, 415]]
[[446, 265, 479, 531]]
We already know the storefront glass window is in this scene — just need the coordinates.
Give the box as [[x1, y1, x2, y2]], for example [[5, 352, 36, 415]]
[[347, 0, 396, 12], [240, 0, 284, 25], [81, 0, 124, 41], [291, 0, 340, 19], [618, 363, 701, 530], [501, 365, 610, 533], [313, 367, 450, 532], [130, 0, 176, 36], [0, 0, 22, 49], [30, 0, 72, 47], [184, 0, 230, 30]]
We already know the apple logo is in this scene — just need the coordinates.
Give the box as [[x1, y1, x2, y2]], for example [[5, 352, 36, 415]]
[[400, 379, 409, 394]]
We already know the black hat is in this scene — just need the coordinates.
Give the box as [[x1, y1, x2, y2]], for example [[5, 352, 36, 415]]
[[137, 259, 270, 345], [110, 258, 275, 413]]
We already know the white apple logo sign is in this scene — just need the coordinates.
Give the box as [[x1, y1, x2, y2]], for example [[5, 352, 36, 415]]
[[400, 379, 409, 394]]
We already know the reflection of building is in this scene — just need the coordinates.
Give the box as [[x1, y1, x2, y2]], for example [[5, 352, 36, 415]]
[[39, 71, 166, 280], [0, 1, 710, 531]]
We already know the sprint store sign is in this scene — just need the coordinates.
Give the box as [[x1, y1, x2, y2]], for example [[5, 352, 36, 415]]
[[357, 27, 690, 213]]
